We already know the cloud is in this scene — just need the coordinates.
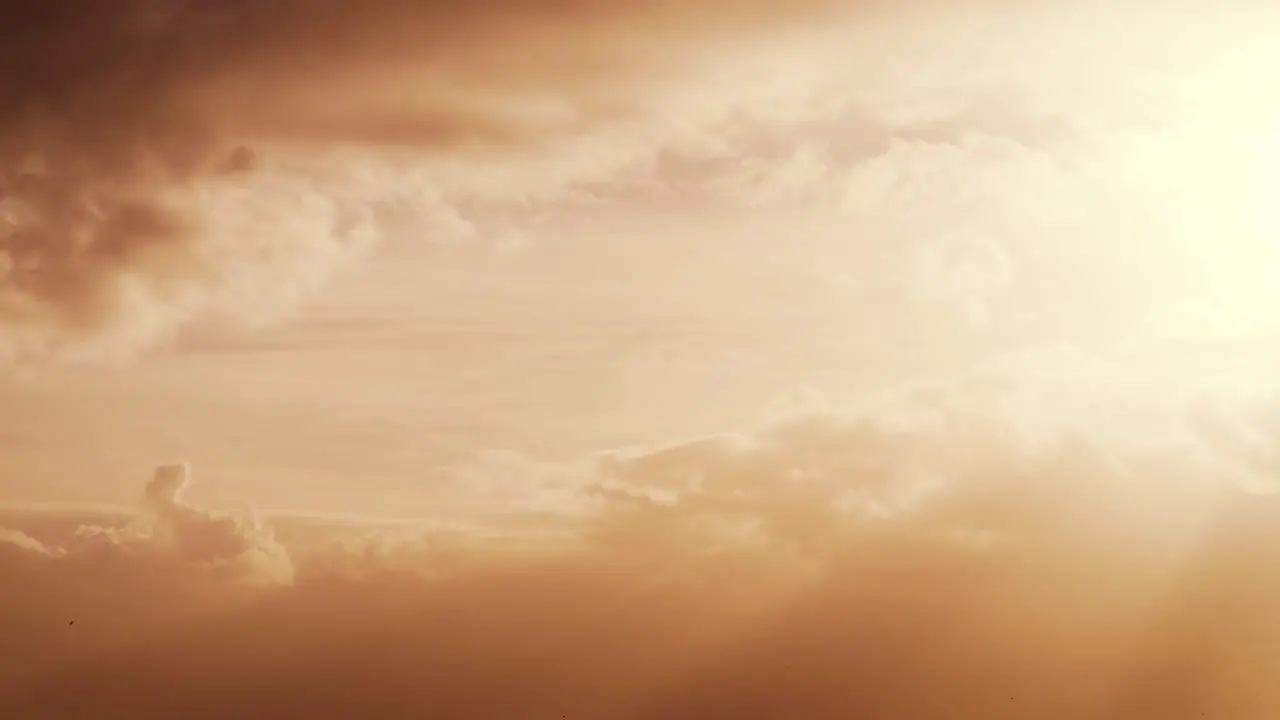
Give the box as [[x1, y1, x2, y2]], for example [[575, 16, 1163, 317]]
[[4, 0, 1276, 364], [4, 367, 1280, 716], [6, 3, 1280, 714], [0, 462, 292, 587], [0, 0, 850, 363], [577, 2, 1280, 353]]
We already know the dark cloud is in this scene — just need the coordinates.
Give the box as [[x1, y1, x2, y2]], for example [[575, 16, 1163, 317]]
[[0, 0, 849, 362]]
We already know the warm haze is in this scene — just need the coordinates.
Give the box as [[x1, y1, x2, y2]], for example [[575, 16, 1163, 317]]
[[2, 1, 1280, 717]]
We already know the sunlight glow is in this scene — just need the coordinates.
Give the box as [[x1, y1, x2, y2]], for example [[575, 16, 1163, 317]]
[[1250, 125, 1280, 251], [1154, 59, 1280, 341]]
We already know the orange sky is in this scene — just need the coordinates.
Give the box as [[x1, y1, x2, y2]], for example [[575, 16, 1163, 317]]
[[2, 1, 1279, 513], [3, 1, 1280, 716]]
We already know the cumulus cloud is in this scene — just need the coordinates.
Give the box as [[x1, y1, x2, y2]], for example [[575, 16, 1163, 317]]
[[0, 462, 292, 586], [4, 369, 1280, 716]]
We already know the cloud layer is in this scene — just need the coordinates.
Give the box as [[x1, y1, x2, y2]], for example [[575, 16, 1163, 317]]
[[5, 2, 1280, 717], [0, 0, 849, 362], [5, 0, 1278, 365], [4, 370, 1280, 717]]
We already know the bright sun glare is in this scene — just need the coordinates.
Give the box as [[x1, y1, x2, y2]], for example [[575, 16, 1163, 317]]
[[1211, 122, 1280, 332], [1251, 125, 1280, 247], [1161, 62, 1280, 340]]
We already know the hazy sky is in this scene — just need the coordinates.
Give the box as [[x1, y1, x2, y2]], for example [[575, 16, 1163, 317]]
[[3, 3, 1280, 715], [3, 0, 1278, 515]]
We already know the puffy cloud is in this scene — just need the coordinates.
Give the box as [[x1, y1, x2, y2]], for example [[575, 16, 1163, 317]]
[[4, 369, 1280, 716], [0, 462, 292, 586], [134, 462, 294, 583]]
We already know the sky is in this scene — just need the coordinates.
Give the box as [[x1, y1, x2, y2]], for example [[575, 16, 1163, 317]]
[[3, 0, 1280, 717]]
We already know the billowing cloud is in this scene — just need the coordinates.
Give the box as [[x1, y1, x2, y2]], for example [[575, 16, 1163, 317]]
[[0, 0, 851, 363], [0, 462, 292, 586]]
